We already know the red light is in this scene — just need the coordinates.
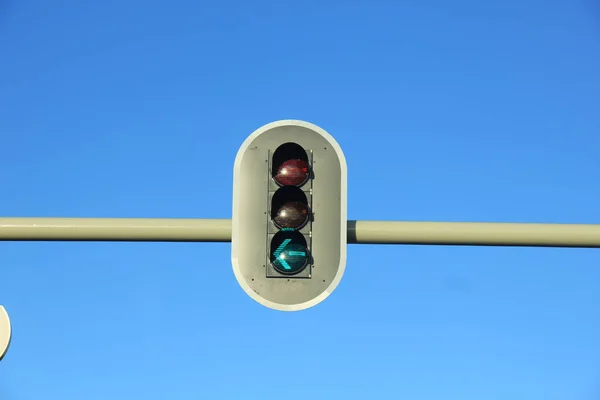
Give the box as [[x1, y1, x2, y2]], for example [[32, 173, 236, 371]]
[[273, 159, 310, 187]]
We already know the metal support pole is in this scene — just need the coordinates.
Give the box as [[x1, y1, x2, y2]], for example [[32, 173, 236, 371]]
[[348, 220, 600, 248], [0, 218, 599, 247], [0, 218, 600, 247], [0, 218, 232, 242]]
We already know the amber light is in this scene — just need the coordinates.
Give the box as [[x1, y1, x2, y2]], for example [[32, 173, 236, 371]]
[[272, 201, 310, 229]]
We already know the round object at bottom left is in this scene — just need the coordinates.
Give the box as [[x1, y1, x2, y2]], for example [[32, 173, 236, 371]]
[[0, 306, 11, 361]]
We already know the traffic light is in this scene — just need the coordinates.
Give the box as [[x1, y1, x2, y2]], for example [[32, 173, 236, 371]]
[[232, 120, 347, 311], [0, 306, 11, 361]]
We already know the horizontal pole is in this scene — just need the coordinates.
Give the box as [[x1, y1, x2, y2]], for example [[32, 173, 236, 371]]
[[0, 218, 232, 242], [348, 220, 600, 248], [0, 218, 599, 248]]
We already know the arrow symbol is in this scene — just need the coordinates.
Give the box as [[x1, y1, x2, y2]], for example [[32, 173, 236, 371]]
[[274, 239, 292, 270]]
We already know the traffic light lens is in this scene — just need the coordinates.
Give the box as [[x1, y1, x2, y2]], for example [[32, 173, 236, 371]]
[[270, 230, 309, 275], [273, 159, 310, 187], [273, 201, 309, 229]]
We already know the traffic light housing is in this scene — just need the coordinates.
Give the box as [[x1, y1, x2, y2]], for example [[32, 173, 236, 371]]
[[232, 120, 347, 311], [268, 142, 312, 278]]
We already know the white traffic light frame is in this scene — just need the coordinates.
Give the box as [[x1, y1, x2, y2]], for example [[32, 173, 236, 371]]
[[232, 120, 348, 312]]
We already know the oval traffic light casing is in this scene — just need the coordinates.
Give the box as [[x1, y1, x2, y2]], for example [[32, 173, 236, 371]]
[[232, 120, 348, 312]]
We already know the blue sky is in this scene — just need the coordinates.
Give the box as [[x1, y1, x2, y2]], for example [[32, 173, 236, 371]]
[[1, 0, 599, 399]]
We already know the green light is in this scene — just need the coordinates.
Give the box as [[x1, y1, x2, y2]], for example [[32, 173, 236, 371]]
[[270, 230, 309, 275]]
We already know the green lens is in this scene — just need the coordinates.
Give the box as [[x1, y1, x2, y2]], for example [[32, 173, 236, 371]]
[[270, 230, 309, 275]]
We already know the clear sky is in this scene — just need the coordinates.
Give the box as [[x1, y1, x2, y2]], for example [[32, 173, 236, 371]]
[[1, 1, 599, 399]]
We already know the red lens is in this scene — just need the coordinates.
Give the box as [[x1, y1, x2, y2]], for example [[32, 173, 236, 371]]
[[273, 159, 310, 187]]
